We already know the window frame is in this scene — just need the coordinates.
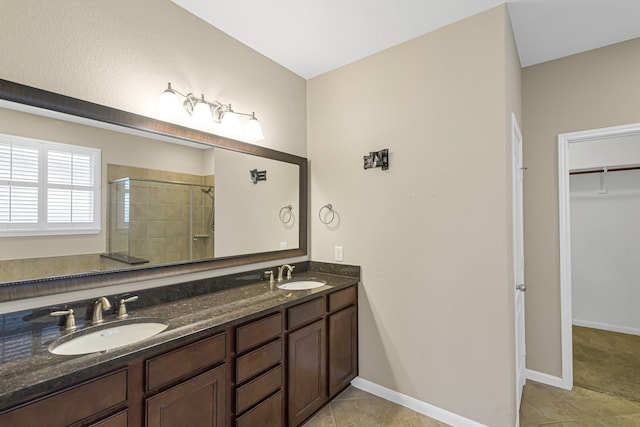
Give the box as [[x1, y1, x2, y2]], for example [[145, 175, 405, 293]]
[[0, 133, 101, 237]]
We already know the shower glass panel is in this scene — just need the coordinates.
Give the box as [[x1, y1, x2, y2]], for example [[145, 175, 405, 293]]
[[106, 178, 214, 265]]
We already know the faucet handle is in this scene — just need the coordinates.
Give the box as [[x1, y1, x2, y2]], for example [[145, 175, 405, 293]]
[[51, 308, 77, 332], [287, 265, 295, 280], [264, 270, 275, 285], [117, 295, 139, 320]]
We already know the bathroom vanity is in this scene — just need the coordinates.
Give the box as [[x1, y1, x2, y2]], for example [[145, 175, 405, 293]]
[[0, 263, 359, 427], [0, 80, 357, 427]]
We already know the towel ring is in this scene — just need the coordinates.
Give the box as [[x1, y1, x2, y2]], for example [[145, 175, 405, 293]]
[[279, 205, 293, 224], [319, 204, 335, 225]]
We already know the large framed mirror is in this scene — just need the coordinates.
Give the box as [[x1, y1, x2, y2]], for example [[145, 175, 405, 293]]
[[0, 79, 307, 300]]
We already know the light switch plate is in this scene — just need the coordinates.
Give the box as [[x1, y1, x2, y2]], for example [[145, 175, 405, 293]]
[[334, 245, 344, 262]]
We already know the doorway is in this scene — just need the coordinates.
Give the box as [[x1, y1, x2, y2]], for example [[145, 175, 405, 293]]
[[558, 124, 640, 396]]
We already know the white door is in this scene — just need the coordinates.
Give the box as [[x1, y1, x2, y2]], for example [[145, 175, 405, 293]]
[[512, 113, 526, 412]]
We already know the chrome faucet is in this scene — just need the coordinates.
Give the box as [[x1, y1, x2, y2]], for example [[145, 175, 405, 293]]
[[277, 264, 295, 282], [92, 297, 112, 325]]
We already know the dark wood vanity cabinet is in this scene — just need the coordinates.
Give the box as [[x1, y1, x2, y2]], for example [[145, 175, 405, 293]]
[[0, 283, 357, 427], [230, 284, 358, 427], [287, 285, 358, 427]]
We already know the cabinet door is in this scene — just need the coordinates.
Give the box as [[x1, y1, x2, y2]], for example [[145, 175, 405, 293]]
[[328, 305, 358, 398], [287, 319, 326, 427], [146, 365, 226, 427]]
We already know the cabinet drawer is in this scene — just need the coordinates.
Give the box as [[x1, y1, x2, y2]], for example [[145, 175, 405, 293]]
[[236, 390, 282, 427], [236, 313, 282, 353], [88, 410, 128, 427], [236, 338, 282, 384], [146, 332, 226, 392], [329, 286, 356, 312], [236, 365, 282, 414], [0, 369, 127, 426], [287, 297, 324, 330]]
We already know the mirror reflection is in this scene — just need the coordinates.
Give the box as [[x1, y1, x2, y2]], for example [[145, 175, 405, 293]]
[[0, 105, 300, 284], [105, 165, 216, 266]]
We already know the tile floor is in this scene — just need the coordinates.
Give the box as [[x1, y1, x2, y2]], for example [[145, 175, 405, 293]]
[[573, 326, 640, 403], [306, 328, 640, 426], [302, 386, 448, 427], [520, 381, 640, 426], [303, 382, 640, 427]]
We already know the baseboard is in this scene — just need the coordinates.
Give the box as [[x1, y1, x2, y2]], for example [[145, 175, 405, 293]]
[[525, 369, 570, 390], [573, 319, 640, 336], [350, 377, 487, 427]]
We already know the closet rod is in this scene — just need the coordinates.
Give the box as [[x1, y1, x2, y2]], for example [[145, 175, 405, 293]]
[[570, 165, 640, 175]]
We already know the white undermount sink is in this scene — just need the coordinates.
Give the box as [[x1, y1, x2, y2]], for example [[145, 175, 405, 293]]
[[48, 317, 168, 355], [276, 279, 327, 291]]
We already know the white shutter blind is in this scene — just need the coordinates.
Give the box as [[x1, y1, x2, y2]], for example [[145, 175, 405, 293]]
[[71, 152, 95, 224], [0, 143, 8, 223], [46, 150, 95, 224], [0, 134, 101, 236], [0, 141, 40, 224]]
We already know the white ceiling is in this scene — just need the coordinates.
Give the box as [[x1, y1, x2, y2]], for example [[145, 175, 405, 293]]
[[172, 0, 640, 79]]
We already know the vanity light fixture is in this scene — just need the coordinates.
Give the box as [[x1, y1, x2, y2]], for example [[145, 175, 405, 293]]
[[157, 82, 264, 141]]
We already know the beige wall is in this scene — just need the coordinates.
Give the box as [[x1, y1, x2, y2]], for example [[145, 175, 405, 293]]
[[214, 148, 299, 257], [523, 37, 640, 376], [0, 0, 306, 157], [308, 6, 520, 426]]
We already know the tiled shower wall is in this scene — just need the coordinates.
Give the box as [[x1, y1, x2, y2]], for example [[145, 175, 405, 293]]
[[108, 164, 215, 265]]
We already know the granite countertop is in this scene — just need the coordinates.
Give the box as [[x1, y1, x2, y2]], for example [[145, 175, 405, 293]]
[[0, 266, 359, 410]]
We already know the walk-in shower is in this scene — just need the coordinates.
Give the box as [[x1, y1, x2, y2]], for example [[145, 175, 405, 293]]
[[105, 177, 214, 265]]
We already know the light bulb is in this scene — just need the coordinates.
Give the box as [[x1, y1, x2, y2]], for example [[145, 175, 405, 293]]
[[221, 108, 241, 135], [191, 95, 213, 126], [245, 113, 264, 141], [156, 83, 182, 119]]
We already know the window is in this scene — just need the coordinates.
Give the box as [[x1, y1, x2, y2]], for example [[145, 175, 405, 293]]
[[0, 134, 101, 236]]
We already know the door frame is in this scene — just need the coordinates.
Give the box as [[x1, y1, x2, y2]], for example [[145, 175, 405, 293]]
[[557, 121, 640, 390], [512, 113, 526, 415]]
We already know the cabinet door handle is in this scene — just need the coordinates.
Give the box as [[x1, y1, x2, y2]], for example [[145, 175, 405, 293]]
[[516, 284, 526, 292]]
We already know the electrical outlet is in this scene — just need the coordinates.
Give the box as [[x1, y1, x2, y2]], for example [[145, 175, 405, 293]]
[[334, 245, 344, 262], [280, 241, 287, 249]]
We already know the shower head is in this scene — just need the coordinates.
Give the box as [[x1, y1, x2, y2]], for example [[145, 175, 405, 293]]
[[201, 187, 214, 199]]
